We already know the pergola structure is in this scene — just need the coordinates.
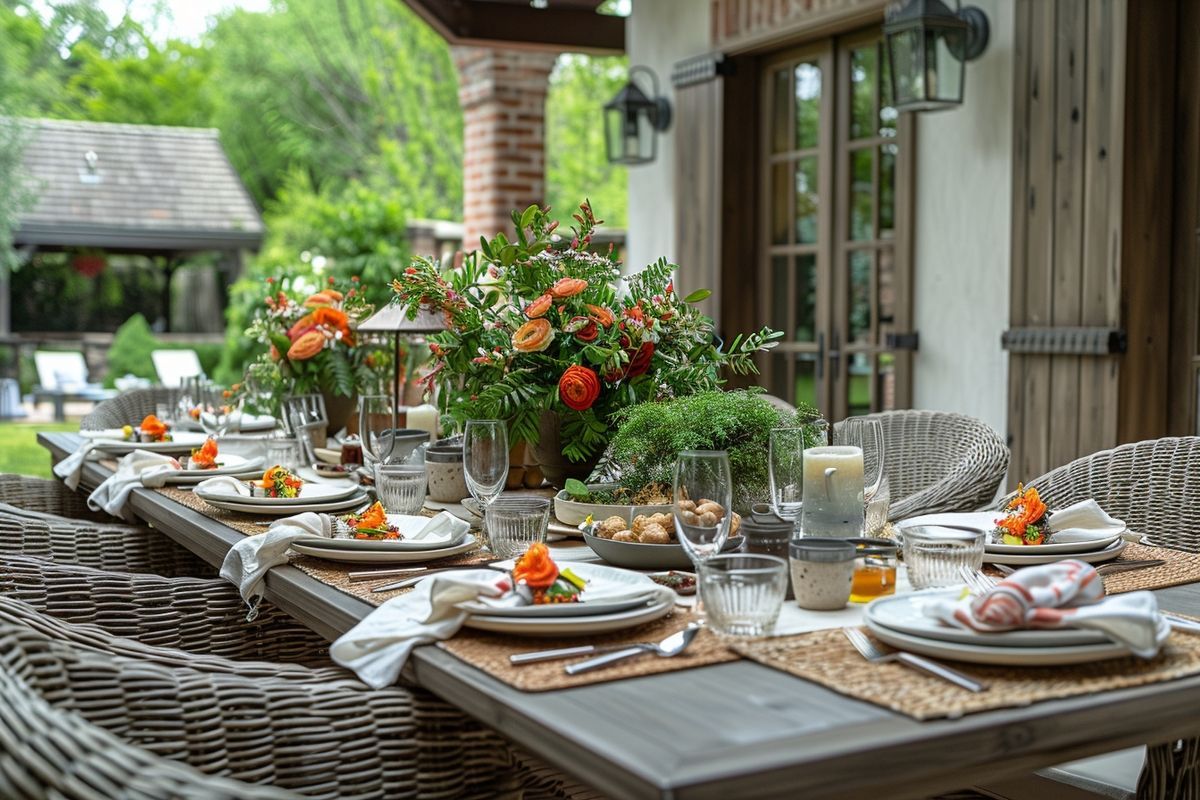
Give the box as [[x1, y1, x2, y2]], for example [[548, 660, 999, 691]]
[[401, 0, 622, 53], [7, 118, 263, 335]]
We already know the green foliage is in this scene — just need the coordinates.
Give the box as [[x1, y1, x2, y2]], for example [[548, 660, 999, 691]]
[[605, 390, 821, 512], [103, 313, 222, 388], [546, 55, 627, 228], [10, 254, 165, 331]]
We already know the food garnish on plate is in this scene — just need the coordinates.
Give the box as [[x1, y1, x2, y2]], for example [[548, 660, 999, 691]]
[[993, 483, 1050, 545], [186, 438, 220, 470], [512, 542, 586, 605], [341, 501, 401, 539], [249, 465, 304, 498], [648, 570, 697, 594], [122, 414, 173, 443]]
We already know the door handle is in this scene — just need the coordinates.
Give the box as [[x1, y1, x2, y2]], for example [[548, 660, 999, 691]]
[[829, 330, 841, 381], [815, 332, 825, 380]]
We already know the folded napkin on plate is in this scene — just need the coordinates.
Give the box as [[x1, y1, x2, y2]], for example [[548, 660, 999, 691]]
[[927, 560, 1162, 658], [86, 451, 181, 521], [405, 510, 470, 544], [52, 432, 123, 490], [330, 569, 514, 688], [1048, 499, 1126, 542], [220, 512, 330, 605], [195, 475, 252, 496]]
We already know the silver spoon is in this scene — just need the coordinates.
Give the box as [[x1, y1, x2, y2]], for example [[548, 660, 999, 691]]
[[563, 622, 703, 675]]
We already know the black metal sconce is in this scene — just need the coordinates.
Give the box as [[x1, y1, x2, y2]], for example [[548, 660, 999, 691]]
[[883, 0, 990, 112], [603, 66, 672, 166]]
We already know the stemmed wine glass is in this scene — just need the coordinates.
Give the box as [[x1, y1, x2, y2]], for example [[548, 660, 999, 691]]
[[199, 385, 243, 438], [464, 420, 509, 541], [674, 450, 734, 616], [768, 420, 829, 527], [359, 394, 398, 468], [835, 417, 888, 533]]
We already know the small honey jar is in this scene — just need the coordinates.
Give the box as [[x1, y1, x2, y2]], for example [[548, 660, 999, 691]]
[[847, 537, 899, 603]]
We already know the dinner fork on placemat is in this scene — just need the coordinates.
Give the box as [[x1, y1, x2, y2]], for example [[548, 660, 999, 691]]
[[843, 627, 987, 693]]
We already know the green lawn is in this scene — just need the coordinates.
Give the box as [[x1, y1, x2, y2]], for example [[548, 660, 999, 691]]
[[0, 421, 79, 478]]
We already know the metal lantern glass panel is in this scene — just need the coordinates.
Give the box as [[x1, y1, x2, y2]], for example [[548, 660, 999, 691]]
[[604, 67, 671, 166], [884, 0, 988, 112]]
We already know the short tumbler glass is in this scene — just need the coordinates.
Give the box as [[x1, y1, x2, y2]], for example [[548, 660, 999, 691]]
[[264, 437, 301, 472], [486, 496, 550, 559], [698, 554, 788, 637], [902, 526, 985, 589], [374, 464, 428, 515]]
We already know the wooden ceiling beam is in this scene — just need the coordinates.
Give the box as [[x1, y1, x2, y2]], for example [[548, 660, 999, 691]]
[[401, 0, 624, 54]]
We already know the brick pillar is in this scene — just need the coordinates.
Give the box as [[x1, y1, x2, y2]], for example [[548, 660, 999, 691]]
[[453, 46, 558, 246]]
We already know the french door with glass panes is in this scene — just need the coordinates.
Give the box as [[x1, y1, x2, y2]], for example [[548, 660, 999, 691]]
[[758, 30, 913, 421]]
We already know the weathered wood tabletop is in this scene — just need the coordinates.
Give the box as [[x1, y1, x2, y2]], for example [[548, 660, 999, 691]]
[[40, 431, 1200, 800]]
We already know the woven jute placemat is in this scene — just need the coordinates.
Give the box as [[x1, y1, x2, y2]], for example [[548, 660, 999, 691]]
[[1101, 542, 1200, 594], [155, 486, 276, 536], [731, 626, 1200, 721], [439, 611, 740, 691]]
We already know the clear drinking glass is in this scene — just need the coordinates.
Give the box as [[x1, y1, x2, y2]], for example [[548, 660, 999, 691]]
[[768, 421, 827, 524], [486, 496, 550, 559], [264, 437, 301, 472], [199, 386, 243, 438], [699, 554, 788, 637], [374, 464, 429, 515], [464, 420, 509, 529], [902, 526, 985, 589], [673, 450, 734, 565], [178, 375, 206, 428], [359, 394, 398, 467], [836, 417, 889, 533]]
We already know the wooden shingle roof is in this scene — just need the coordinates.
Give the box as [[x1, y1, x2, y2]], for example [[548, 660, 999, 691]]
[[14, 118, 264, 252]]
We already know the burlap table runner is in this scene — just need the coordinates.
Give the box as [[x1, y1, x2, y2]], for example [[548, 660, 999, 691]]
[[732, 626, 1200, 720]]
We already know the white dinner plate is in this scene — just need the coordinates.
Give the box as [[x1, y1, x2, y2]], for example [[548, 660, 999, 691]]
[[985, 537, 1127, 566], [298, 514, 468, 551], [200, 492, 368, 516], [985, 532, 1124, 555], [291, 534, 478, 563], [195, 481, 361, 506], [462, 596, 674, 637], [457, 562, 661, 618], [159, 455, 264, 484], [898, 512, 1125, 555], [91, 431, 209, 456], [177, 413, 277, 433], [864, 589, 1111, 647], [864, 614, 1170, 666]]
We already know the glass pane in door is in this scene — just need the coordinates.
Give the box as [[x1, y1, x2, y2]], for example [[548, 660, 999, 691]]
[[795, 254, 817, 342], [795, 157, 819, 243], [850, 148, 874, 240], [850, 45, 877, 139], [772, 68, 790, 153], [795, 62, 822, 149], [795, 354, 819, 411], [848, 250, 872, 345]]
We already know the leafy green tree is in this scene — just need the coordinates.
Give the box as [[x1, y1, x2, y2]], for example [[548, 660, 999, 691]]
[[545, 54, 627, 228]]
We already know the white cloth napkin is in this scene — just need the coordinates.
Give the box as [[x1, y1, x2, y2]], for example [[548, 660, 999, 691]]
[[927, 560, 1162, 658], [52, 436, 113, 490], [1048, 499, 1126, 542], [330, 569, 514, 688], [86, 451, 181, 521], [405, 510, 470, 544], [195, 475, 252, 497], [219, 512, 331, 604]]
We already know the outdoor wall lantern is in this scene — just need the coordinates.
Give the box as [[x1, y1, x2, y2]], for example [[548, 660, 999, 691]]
[[883, 0, 990, 112], [603, 66, 672, 166]]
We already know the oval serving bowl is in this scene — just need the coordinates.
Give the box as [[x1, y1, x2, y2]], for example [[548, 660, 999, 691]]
[[554, 483, 673, 527], [583, 530, 744, 570]]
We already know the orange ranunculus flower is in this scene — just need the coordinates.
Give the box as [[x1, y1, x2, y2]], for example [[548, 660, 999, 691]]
[[287, 330, 326, 360], [323, 289, 344, 302], [512, 542, 559, 588], [585, 304, 614, 328], [512, 318, 555, 353], [287, 312, 316, 341], [558, 365, 600, 411], [524, 293, 553, 318], [624, 304, 645, 322], [139, 414, 167, 437], [304, 291, 335, 308], [550, 277, 588, 298]]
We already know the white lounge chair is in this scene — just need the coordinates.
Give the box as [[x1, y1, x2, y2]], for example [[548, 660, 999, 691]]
[[31, 351, 114, 422], [151, 348, 205, 388]]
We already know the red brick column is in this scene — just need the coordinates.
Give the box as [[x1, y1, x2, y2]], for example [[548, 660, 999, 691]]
[[453, 46, 558, 245]]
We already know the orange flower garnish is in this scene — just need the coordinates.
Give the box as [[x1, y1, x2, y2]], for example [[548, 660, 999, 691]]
[[349, 501, 388, 531], [191, 437, 218, 467], [139, 415, 167, 437], [995, 484, 1048, 539], [512, 542, 559, 589]]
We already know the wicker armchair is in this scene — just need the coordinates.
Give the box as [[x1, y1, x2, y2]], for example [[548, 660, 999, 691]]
[[0, 473, 116, 523], [81, 387, 179, 430], [0, 594, 571, 799], [836, 410, 1009, 520], [0, 554, 329, 666], [0, 634, 300, 800], [0, 510, 215, 578]]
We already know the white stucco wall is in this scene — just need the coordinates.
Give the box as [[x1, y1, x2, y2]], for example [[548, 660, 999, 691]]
[[625, 0, 709, 273], [911, 0, 1014, 440]]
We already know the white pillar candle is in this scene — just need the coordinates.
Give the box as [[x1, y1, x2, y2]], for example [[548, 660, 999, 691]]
[[801, 445, 865, 537], [406, 403, 441, 442]]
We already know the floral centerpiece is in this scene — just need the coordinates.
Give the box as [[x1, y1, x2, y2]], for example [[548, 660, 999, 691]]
[[240, 275, 386, 422], [391, 201, 781, 475]]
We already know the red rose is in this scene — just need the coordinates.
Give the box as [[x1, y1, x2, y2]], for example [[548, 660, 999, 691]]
[[627, 342, 655, 377], [565, 316, 598, 343], [558, 365, 600, 411]]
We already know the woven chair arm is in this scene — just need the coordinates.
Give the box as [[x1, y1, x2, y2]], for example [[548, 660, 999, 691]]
[[81, 388, 179, 431], [0, 474, 115, 523]]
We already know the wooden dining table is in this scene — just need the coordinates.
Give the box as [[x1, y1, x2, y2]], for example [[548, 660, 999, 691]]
[[38, 430, 1200, 800]]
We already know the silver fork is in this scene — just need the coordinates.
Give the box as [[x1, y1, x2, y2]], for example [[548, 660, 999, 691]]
[[958, 566, 998, 596], [843, 627, 987, 693]]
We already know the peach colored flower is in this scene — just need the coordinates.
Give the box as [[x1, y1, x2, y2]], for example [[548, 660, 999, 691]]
[[512, 319, 555, 353]]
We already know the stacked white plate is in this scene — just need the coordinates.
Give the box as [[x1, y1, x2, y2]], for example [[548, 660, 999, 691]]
[[291, 514, 479, 563], [195, 481, 367, 515], [459, 562, 673, 637], [864, 590, 1169, 665], [897, 512, 1128, 566], [87, 430, 210, 456], [177, 413, 277, 434], [159, 454, 265, 485]]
